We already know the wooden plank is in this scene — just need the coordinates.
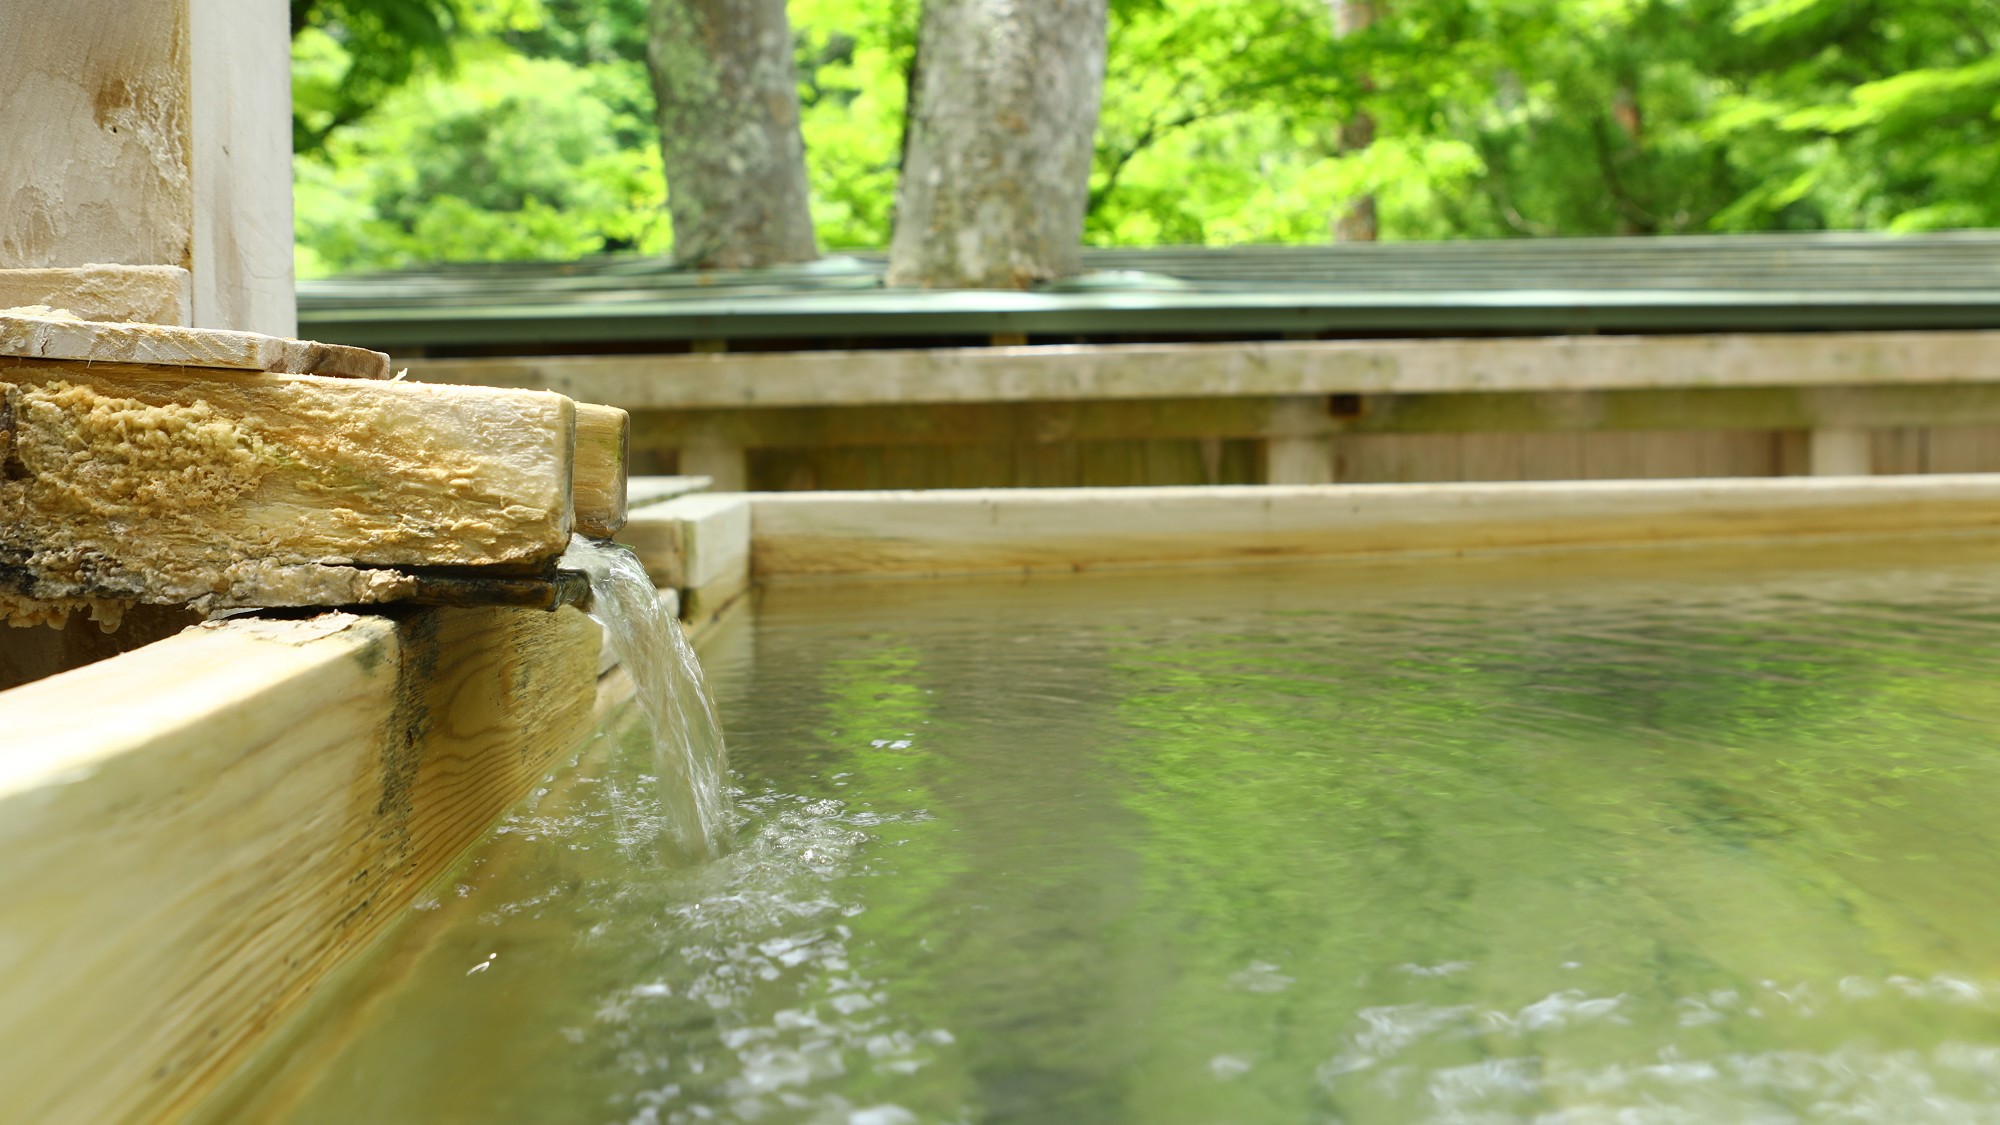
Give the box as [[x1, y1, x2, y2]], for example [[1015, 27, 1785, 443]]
[[0, 266, 191, 325], [0, 308, 390, 378], [0, 0, 194, 271], [571, 403, 630, 539], [1261, 396, 1334, 483], [188, 0, 295, 336], [678, 431, 748, 491], [0, 604, 601, 1124], [407, 330, 2000, 408], [1, 359, 576, 613], [619, 494, 751, 623], [627, 474, 713, 509], [620, 385, 2000, 467], [1923, 426, 2000, 474], [748, 477, 2000, 580]]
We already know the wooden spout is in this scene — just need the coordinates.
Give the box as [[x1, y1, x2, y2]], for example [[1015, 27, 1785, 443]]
[[0, 313, 640, 617], [572, 403, 630, 539]]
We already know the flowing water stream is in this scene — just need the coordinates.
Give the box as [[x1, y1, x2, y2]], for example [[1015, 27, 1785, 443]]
[[562, 537, 730, 862]]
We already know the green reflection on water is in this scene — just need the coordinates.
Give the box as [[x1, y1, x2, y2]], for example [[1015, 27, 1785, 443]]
[[222, 548, 2000, 1124]]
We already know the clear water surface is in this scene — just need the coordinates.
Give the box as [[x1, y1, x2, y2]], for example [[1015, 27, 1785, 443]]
[[217, 542, 2000, 1123]]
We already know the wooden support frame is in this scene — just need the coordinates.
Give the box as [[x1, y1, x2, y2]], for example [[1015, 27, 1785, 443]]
[[415, 331, 2000, 489], [1, 358, 579, 614], [407, 330, 2000, 407], [0, 604, 601, 1124]]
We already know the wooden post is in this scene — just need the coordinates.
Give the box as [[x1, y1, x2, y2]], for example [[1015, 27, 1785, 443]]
[[188, 0, 295, 336], [1809, 428, 1873, 476], [0, 0, 294, 335], [1262, 396, 1335, 484], [680, 430, 750, 491]]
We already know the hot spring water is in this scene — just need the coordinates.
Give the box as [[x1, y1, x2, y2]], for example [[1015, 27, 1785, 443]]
[[563, 537, 730, 861], [217, 544, 2000, 1123]]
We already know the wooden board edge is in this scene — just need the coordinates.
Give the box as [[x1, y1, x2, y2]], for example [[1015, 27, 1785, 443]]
[[746, 477, 2000, 580], [0, 265, 192, 326], [0, 604, 603, 1123], [405, 329, 2000, 409]]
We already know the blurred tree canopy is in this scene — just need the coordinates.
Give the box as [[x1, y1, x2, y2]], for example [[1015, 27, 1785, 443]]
[[292, 0, 2000, 276]]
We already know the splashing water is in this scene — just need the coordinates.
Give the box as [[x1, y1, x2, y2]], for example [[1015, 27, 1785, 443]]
[[562, 537, 729, 861]]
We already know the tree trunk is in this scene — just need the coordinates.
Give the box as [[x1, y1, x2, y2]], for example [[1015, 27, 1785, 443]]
[[647, 0, 817, 269], [886, 0, 1109, 289], [1330, 0, 1378, 242]]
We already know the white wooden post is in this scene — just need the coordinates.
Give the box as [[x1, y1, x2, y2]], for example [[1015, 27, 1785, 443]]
[[189, 0, 296, 336], [0, 0, 294, 334]]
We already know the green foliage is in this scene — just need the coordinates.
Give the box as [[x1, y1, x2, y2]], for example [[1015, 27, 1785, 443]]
[[295, 48, 668, 276], [791, 0, 921, 248], [294, 0, 2000, 275], [1705, 0, 2000, 231], [291, 0, 461, 153]]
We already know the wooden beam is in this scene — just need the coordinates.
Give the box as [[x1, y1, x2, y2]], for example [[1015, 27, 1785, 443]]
[[0, 266, 192, 326], [627, 474, 714, 510], [747, 476, 2000, 579], [0, 604, 600, 1124], [679, 432, 748, 492], [0, 308, 390, 378], [1, 358, 576, 613], [620, 494, 751, 624], [571, 403, 630, 539], [407, 330, 2000, 408], [620, 384, 2000, 456]]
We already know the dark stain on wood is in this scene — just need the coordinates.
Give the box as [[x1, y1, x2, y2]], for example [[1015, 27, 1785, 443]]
[[375, 610, 442, 866]]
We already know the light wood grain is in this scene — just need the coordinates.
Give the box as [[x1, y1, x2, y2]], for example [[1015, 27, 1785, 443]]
[[1, 358, 575, 611], [0, 1, 194, 271], [0, 266, 192, 325], [0, 604, 601, 1125], [188, 0, 295, 336], [407, 330, 2000, 407], [0, 1, 295, 337], [627, 474, 714, 509], [572, 402, 630, 539], [748, 477, 2000, 579], [0, 308, 389, 377], [620, 494, 751, 622]]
